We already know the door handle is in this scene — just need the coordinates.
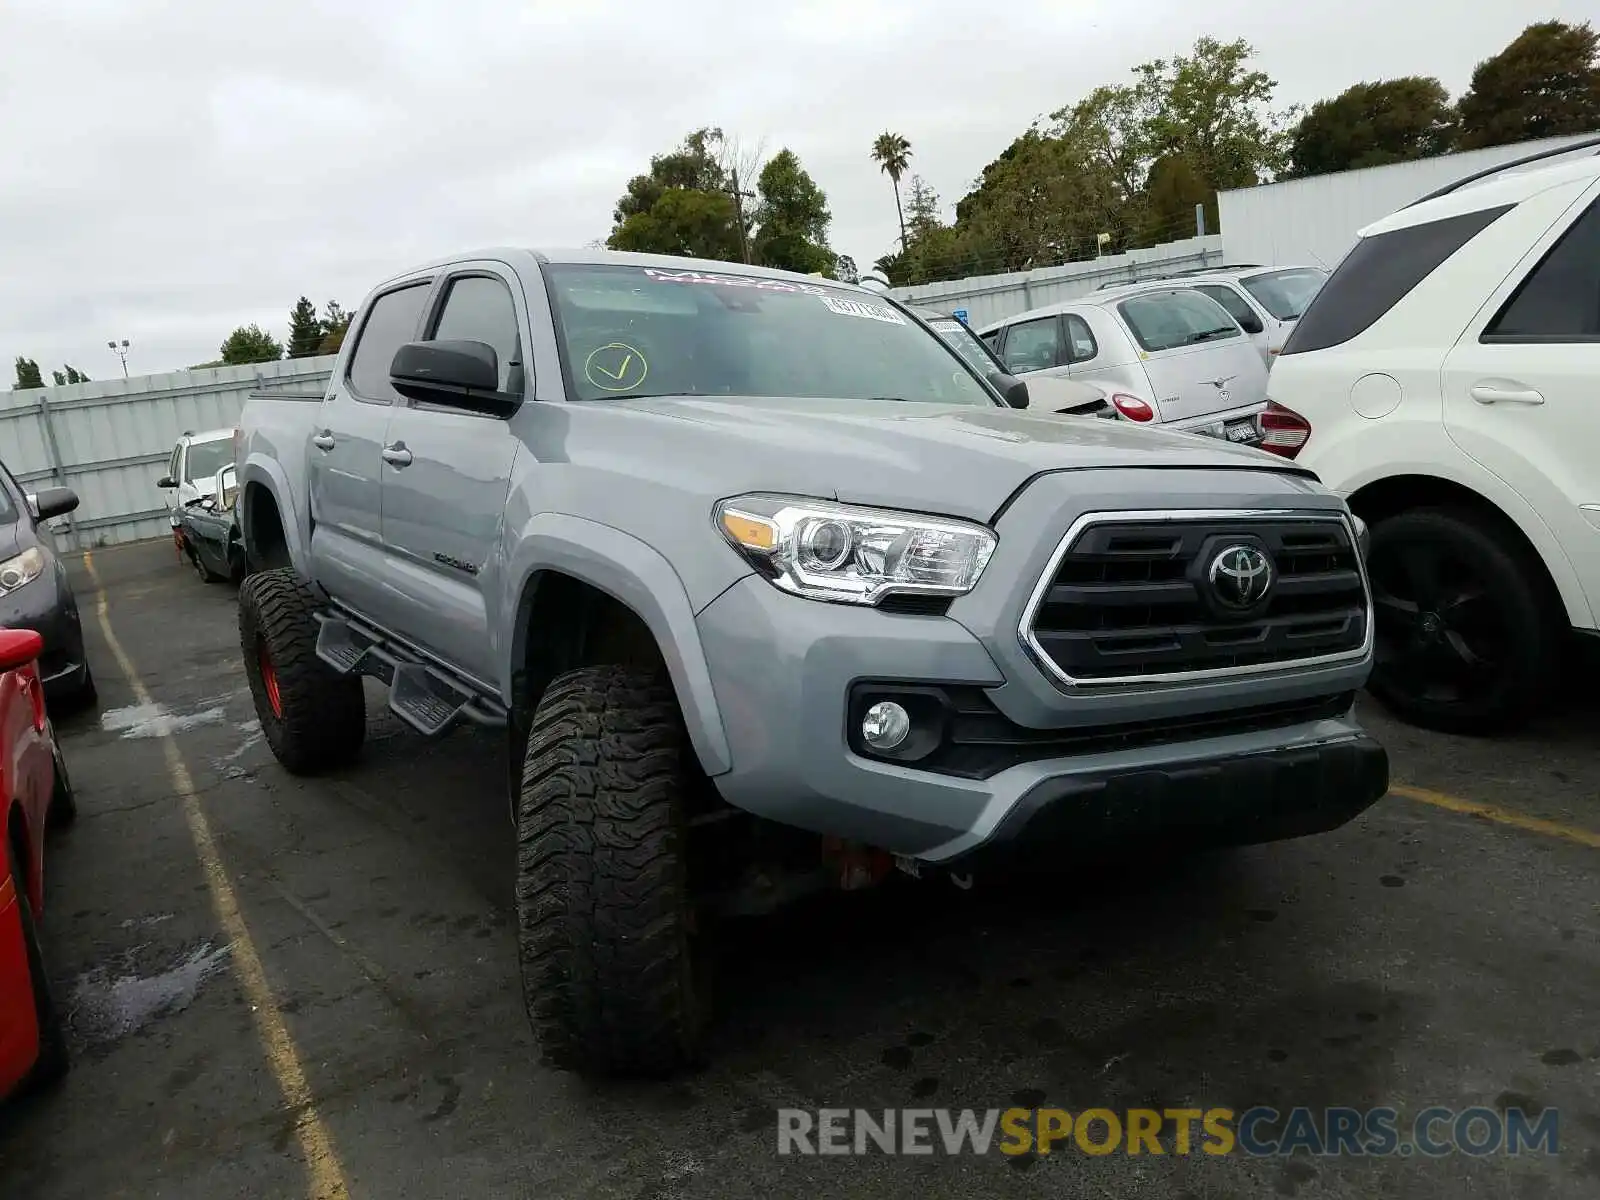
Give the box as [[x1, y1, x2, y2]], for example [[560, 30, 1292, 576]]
[[312, 431, 335, 451], [1470, 383, 1545, 405], [381, 443, 413, 468]]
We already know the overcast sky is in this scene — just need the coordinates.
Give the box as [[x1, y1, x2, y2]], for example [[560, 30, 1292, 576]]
[[0, 0, 1591, 379]]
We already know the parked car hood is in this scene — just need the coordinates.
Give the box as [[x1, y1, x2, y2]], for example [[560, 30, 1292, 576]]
[[608, 395, 1312, 521]]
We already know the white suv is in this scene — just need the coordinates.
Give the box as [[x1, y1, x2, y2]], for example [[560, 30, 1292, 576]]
[[1266, 141, 1600, 734]]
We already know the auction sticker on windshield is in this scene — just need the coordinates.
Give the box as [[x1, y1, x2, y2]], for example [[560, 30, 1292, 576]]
[[643, 267, 828, 295], [820, 296, 906, 324]]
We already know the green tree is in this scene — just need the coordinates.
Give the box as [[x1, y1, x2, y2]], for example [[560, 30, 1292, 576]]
[[833, 254, 860, 284], [607, 127, 744, 261], [870, 131, 913, 252], [287, 295, 324, 358], [1286, 78, 1457, 178], [1457, 20, 1600, 150], [48, 365, 90, 386], [317, 301, 352, 355], [219, 324, 283, 366], [12, 357, 42, 389], [752, 149, 834, 274]]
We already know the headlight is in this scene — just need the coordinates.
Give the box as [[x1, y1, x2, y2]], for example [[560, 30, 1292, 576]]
[[714, 494, 997, 606], [0, 547, 45, 596]]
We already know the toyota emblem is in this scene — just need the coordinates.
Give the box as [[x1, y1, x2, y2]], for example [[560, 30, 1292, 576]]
[[1208, 544, 1274, 609]]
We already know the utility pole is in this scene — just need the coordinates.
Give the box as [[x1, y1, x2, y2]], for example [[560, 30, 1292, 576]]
[[108, 338, 130, 377], [729, 169, 756, 264]]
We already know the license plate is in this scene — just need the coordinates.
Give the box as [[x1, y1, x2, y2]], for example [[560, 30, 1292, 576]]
[[1224, 418, 1259, 444]]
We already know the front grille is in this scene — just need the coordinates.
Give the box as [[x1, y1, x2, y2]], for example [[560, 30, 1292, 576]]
[[1025, 514, 1368, 682]]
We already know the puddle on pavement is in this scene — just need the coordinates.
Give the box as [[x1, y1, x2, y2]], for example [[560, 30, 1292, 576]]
[[99, 701, 227, 740], [68, 942, 231, 1047]]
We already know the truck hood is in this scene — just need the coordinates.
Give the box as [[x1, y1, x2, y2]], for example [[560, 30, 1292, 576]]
[[612, 395, 1311, 520]]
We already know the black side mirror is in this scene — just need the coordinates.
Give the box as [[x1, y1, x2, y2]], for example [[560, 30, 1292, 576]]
[[1240, 312, 1265, 334], [31, 487, 79, 521], [987, 371, 1030, 409], [157, 475, 176, 489], [390, 340, 519, 417]]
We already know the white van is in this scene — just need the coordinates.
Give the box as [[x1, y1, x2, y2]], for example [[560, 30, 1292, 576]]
[[977, 289, 1274, 448]]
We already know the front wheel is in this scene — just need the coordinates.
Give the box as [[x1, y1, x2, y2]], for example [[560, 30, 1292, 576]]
[[515, 664, 706, 1077], [239, 569, 365, 774], [1364, 507, 1560, 735]]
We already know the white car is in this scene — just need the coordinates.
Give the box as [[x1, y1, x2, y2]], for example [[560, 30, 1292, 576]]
[[1096, 265, 1329, 363], [156, 427, 235, 529], [911, 307, 1113, 418], [1265, 137, 1600, 734], [978, 290, 1272, 446]]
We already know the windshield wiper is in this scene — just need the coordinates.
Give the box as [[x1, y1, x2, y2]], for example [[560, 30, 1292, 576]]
[[1186, 328, 1236, 343]]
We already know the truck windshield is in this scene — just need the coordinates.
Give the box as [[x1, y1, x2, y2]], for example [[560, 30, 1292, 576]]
[[185, 439, 233, 485], [544, 264, 998, 406], [923, 315, 1004, 375]]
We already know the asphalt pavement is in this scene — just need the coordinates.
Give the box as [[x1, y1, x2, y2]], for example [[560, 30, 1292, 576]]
[[0, 538, 1595, 1199]]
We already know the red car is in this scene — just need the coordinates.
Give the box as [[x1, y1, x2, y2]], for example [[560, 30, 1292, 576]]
[[0, 627, 76, 1100]]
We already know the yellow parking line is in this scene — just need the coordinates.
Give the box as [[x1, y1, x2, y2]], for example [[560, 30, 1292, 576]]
[[1393, 783, 1600, 850], [82, 553, 350, 1200]]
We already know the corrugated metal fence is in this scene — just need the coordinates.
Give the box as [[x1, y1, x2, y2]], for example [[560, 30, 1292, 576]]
[[888, 235, 1227, 329], [0, 355, 336, 548]]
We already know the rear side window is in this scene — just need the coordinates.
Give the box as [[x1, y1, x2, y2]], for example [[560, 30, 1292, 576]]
[[1063, 314, 1098, 363], [347, 282, 432, 403], [1000, 317, 1062, 373], [1482, 196, 1600, 341], [1238, 267, 1327, 321], [1281, 205, 1513, 354], [1117, 291, 1239, 353], [1194, 284, 1264, 333]]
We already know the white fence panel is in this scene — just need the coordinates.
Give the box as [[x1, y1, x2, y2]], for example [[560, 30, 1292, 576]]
[[0, 356, 337, 548], [888, 235, 1228, 329]]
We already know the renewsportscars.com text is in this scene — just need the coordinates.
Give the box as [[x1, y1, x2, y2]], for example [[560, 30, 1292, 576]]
[[777, 1106, 1560, 1158]]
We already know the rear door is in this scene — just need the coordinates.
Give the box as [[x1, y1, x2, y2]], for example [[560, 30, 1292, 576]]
[[1441, 183, 1600, 621], [1113, 291, 1268, 423], [378, 264, 526, 686], [308, 278, 433, 623]]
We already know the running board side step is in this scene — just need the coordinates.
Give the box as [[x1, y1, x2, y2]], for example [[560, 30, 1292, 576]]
[[313, 613, 506, 737]]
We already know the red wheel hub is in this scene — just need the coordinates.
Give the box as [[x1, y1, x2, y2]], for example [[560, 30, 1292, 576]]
[[259, 645, 283, 718]]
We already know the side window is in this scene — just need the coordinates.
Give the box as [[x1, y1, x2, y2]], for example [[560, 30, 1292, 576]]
[[1282, 204, 1514, 355], [429, 275, 524, 393], [1483, 196, 1600, 341], [1063, 314, 1098, 363], [347, 282, 432, 403], [1000, 317, 1062, 373], [1195, 285, 1264, 334]]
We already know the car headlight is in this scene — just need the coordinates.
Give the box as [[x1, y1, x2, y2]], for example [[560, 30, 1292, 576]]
[[714, 494, 997, 606], [0, 547, 46, 596]]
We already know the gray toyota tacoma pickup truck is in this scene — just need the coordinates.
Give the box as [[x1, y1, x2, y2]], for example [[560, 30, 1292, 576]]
[[234, 248, 1388, 1077]]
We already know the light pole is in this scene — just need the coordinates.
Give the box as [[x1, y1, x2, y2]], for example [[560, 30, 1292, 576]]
[[107, 338, 129, 378]]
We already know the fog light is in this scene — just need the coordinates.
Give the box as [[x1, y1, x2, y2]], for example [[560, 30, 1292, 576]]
[[861, 701, 911, 751]]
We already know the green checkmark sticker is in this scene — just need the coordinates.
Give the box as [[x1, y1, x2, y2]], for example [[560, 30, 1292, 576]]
[[584, 342, 648, 392]]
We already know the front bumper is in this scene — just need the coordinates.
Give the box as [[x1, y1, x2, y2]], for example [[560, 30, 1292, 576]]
[[1, 567, 88, 697], [697, 574, 1386, 863]]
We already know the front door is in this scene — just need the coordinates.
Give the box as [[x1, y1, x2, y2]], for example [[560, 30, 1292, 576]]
[[379, 265, 526, 687], [307, 279, 432, 623], [1441, 183, 1600, 621]]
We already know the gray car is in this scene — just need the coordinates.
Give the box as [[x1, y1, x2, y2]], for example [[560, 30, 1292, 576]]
[[235, 249, 1387, 1078], [980, 289, 1271, 444]]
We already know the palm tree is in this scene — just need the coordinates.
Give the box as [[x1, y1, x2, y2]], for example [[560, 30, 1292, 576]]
[[870, 131, 913, 251]]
